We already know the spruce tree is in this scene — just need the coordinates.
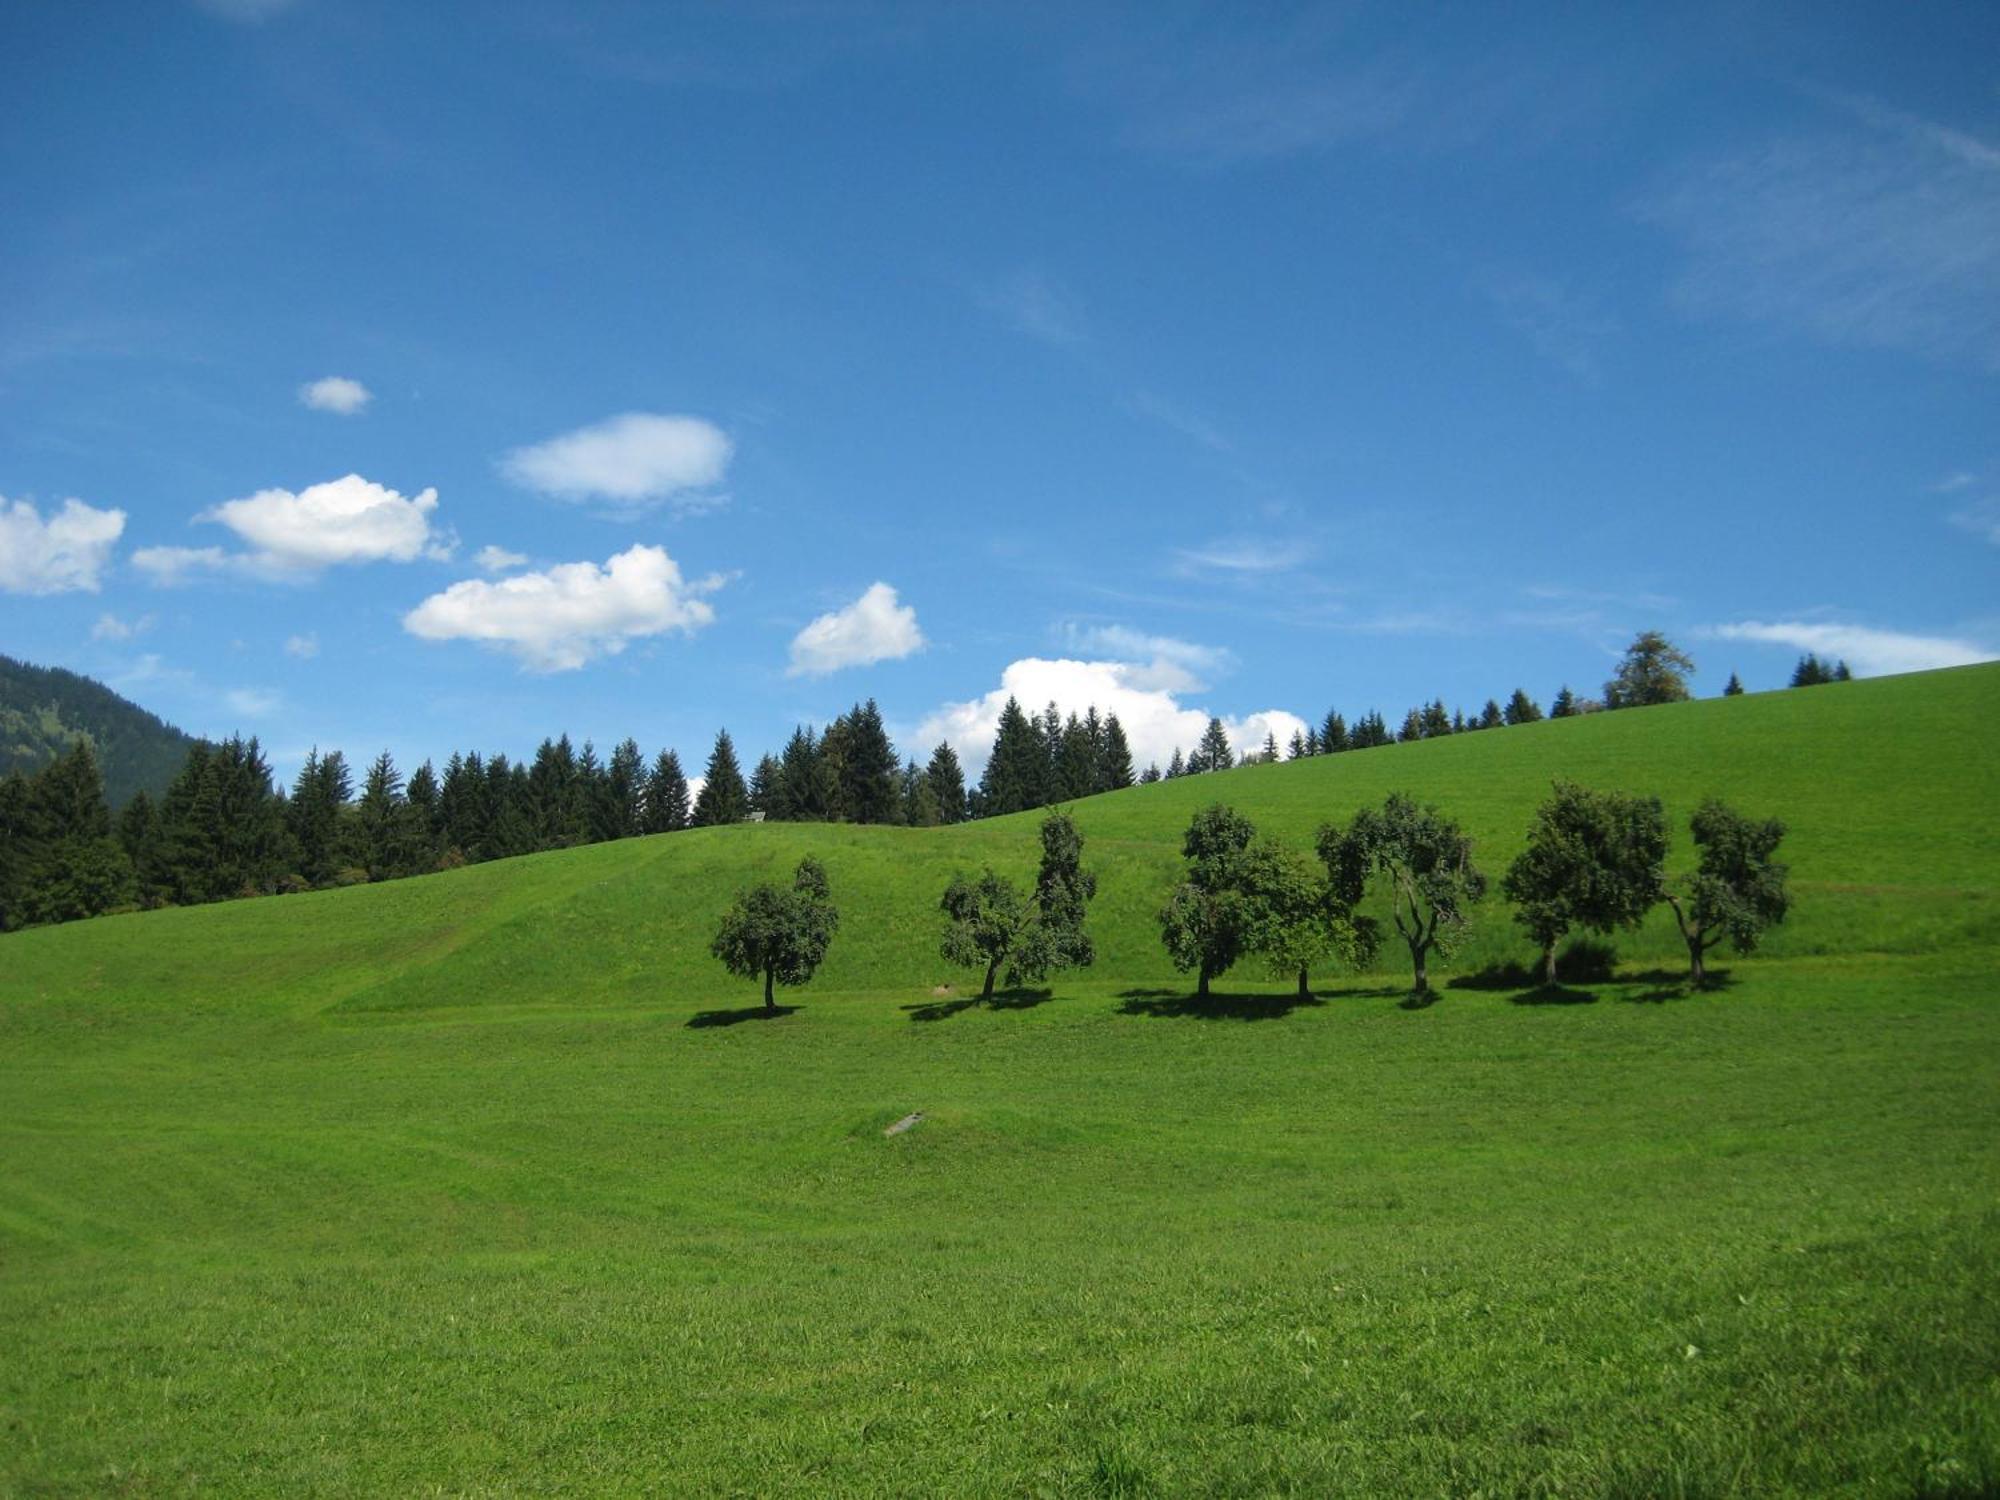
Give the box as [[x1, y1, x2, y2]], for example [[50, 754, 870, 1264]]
[[1166, 748, 1186, 779], [1139, 763, 1162, 785], [643, 749, 690, 833], [608, 738, 646, 838], [1099, 714, 1135, 791], [1321, 709, 1349, 753], [1723, 673, 1745, 697], [1477, 699, 1504, 731], [978, 698, 1047, 816], [693, 730, 749, 826], [924, 742, 968, 824], [1550, 686, 1578, 718], [1503, 689, 1542, 725], [1054, 715, 1096, 801], [749, 755, 783, 817], [1195, 718, 1233, 774]]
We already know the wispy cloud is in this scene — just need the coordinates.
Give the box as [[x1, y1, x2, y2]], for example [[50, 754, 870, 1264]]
[[284, 632, 319, 659], [1708, 619, 1995, 676], [1948, 496, 2000, 546], [475, 544, 529, 573], [91, 611, 155, 642], [500, 412, 732, 511], [1172, 536, 1312, 576], [1056, 622, 1235, 692], [1121, 391, 1232, 452], [1642, 96, 2000, 367], [977, 269, 1086, 347], [1476, 271, 1619, 381]]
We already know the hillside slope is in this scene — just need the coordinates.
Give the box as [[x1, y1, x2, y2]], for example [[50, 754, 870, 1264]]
[[7, 662, 1995, 1012], [0, 653, 198, 807]]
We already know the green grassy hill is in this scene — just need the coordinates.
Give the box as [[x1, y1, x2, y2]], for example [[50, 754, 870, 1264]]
[[3, 665, 1997, 1494]]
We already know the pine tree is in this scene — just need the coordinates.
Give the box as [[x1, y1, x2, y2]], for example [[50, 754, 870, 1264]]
[[577, 740, 621, 845], [608, 738, 646, 838], [1477, 699, 1504, 730], [1288, 730, 1308, 760], [749, 754, 783, 817], [643, 749, 691, 833], [773, 728, 823, 822], [1398, 708, 1424, 743], [1503, 689, 1542, 725], [1166, 748, 1186, 779], [1261, 730, 1280, 764], [356, 750, 416, 880], [1320, 710, 1349, 753], [692, 730, 749, 826], [1139, 763, 1162, 785], [925, 742, 968, 824], [1054, 715, 1096, 801], [1099, 714, 1135, 791], [405, 761, 443, 870], [1723, 673, 1745, 697], [1550, 686, 1578, 719], [288, 747, 353, 886], [835, 699, 899, 824], [1421, 700, 1452, 738], [1195, 718, 1233, 774], [978, 698, 1048, 817]]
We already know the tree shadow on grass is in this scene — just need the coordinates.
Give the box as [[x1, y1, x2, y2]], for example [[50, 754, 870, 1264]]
[[902, 987, 1054, 1022], [1509, 985, 1599, 1006], [1117, 988, 1325, 1021], [686, 1004, 801, 1028], [1624, 969, 1735, 1004]]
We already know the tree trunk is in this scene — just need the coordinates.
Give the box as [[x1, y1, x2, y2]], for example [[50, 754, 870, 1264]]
[[982, 957, 1000, 1001], [1688, 936, 1706, 988], [1543, 941, 1558, 988], [1198, 964, 1212, 999], [1408, 936, 1429, 996], [763, 966, 775, 1012], [1296, 966, 1311, 1000]]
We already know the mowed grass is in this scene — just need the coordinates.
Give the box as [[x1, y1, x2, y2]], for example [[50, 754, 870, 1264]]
[[3, 667, 1999, 1494]]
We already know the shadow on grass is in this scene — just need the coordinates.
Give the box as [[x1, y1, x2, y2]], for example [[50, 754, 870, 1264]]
[[902, 987, 1054, 1022], [1625, 969, 1735, 1004], [1117, 988, 1325, 1021], [1509, 985, 1599, 1006], [1451, 940, 1620, 993], [686, 1004, 801, 1028]]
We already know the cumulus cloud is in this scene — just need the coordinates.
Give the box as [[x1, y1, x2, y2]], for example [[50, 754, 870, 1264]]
[[918, 656, 1305, 777], [500, 412, 731, 509], [1710, 620, 1995, 677], [203, 474, 447, 571], [298, 376, 372, 415], [787, 582, 925, 677], [403, 543, 725, 671], [475, 544, 529, 572], [0, 496, 126, 595]]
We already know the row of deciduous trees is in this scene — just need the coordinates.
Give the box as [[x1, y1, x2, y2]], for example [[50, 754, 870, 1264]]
[[1150, 786, 1789, 998]]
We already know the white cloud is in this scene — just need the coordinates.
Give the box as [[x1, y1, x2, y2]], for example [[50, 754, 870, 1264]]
[[1477, 271, 1618, 381], [224, 687, 282, 718], [475, 544, 529, 573], [175, 474, 449, 576], [298, 376, 372, 415], [285, 632, 319, 659], [1710, 620, 1995, 677], [90, 611, 154, 641], [1173, 536, 1312, 575], [787, 582, 925, 677], [132, 545, 233, 586], [1056, 623, 1234, 692], [0, 496, 126, 595], [403, 543, 725, 672], [918, 656, 1305, 778], [500, 412, 731, 508], [1934, 471, 1978, 494]]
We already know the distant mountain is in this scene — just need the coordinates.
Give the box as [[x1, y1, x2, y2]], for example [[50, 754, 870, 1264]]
[[0, 654, 199, 807]]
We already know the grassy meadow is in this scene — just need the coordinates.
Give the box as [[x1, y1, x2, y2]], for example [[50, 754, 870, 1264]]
[[3, 666, 1998, 1494]]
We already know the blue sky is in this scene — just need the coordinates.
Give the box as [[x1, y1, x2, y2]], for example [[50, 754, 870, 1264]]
[[2, 0, 1996, 781]]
